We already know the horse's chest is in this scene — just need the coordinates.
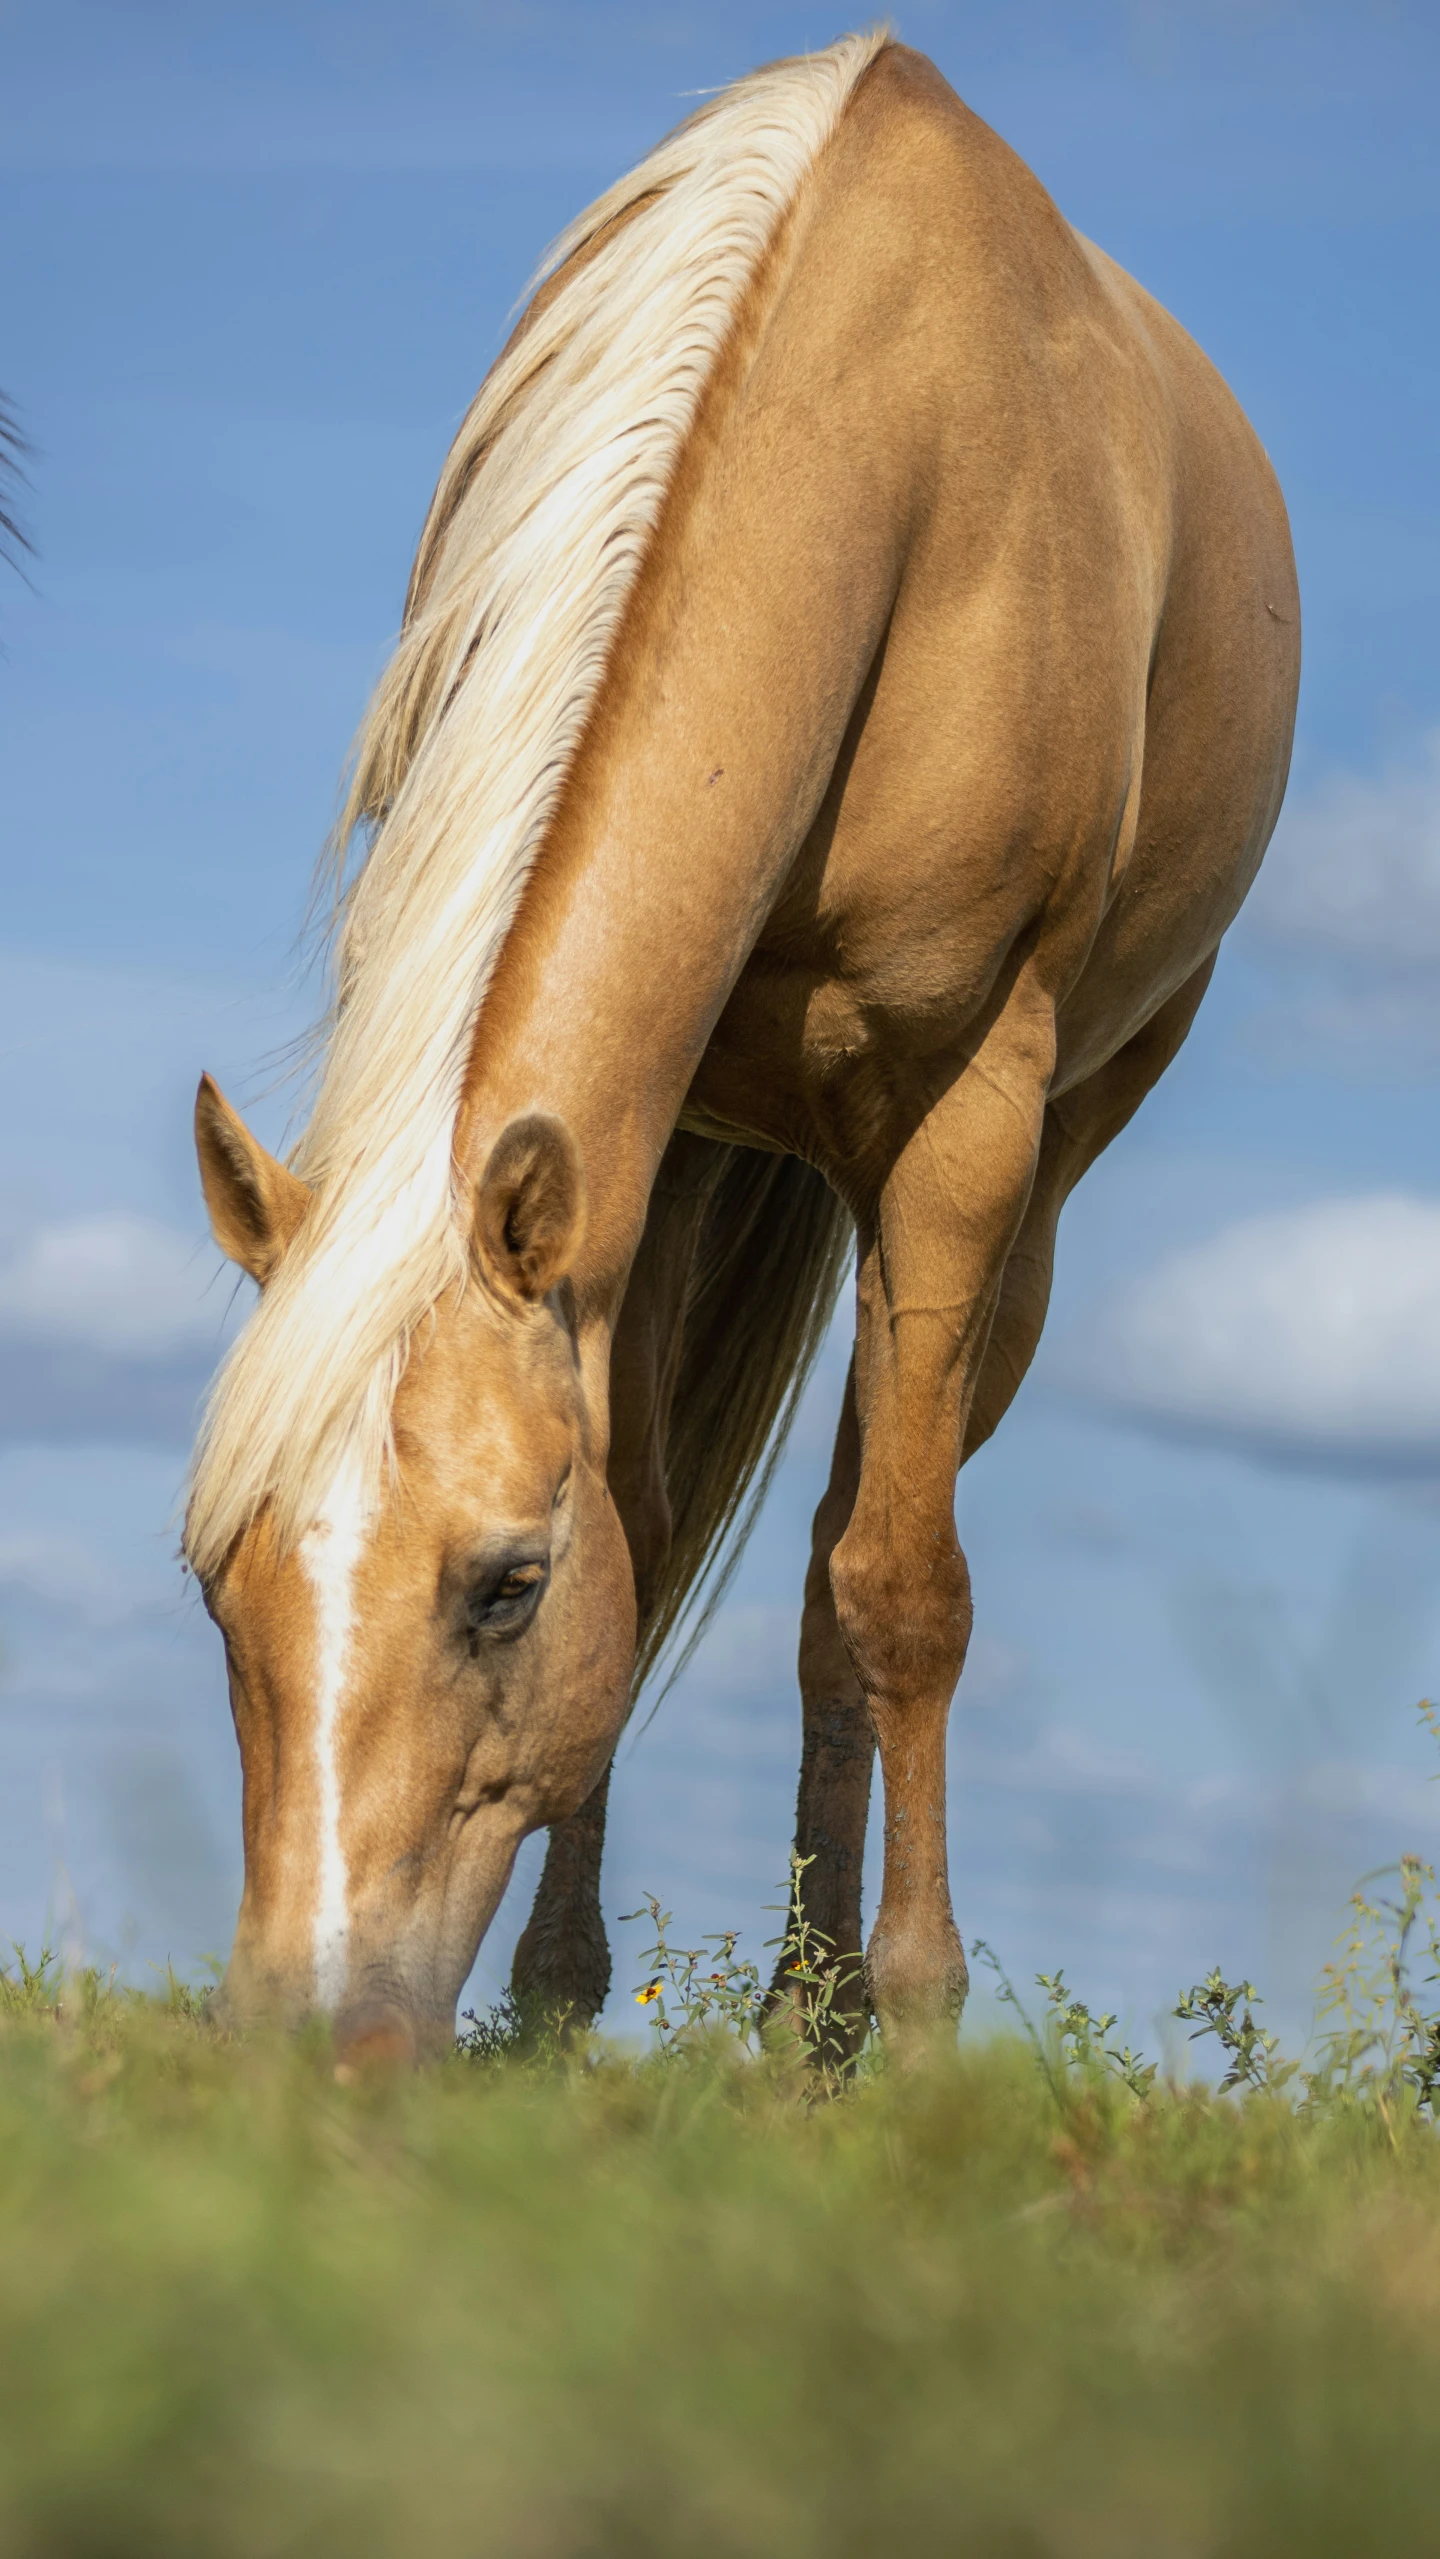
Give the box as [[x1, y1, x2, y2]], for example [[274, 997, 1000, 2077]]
[[683, 951, 965, 1178]]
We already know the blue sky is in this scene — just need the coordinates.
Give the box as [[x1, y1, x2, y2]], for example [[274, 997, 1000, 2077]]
[[2, 0, 1439, 2047]]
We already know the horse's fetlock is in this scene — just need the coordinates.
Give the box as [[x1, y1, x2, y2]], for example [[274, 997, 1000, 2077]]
[[866, 1912, 969, 2046]]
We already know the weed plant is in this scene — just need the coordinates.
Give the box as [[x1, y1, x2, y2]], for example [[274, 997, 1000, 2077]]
[[6, 1728, 1440, 2552]]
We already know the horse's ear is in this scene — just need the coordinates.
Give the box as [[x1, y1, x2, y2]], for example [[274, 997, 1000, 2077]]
[[473, 1114, 586, 1305], [195, 1074, 310, 1286]]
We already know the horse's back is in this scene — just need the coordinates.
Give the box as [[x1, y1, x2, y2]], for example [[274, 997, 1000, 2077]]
[[762, 44, 1298, 1074], [837, 42, 1296, 757]]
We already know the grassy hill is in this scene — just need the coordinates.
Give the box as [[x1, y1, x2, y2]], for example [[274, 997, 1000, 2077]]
[[2, 1895, 1440, 2558]]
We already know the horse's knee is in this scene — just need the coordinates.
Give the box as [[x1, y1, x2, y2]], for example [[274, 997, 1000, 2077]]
[[829, 1519, 973, 1712], [511, 1896, 611, 2031], [511, 1782, 613, 2030]]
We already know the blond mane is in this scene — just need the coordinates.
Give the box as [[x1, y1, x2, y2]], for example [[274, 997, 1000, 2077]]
[[186, 29, 887, 1578]]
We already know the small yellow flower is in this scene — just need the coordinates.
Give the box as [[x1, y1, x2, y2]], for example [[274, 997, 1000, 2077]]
[[635, 1980, 663, 2006]]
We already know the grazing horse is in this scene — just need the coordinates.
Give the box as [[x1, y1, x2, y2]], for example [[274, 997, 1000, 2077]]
[[188, 34, 1298, 2063]]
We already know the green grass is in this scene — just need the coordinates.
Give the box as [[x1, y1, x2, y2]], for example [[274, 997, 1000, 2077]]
[[3, 1949, 1440, 2556]]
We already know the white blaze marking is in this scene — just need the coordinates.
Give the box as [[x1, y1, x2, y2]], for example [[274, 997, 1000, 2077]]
[[299, 1456, 370, 2010]]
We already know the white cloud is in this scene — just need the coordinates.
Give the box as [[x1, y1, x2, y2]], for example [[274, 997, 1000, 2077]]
[[0, 1214, 231, 1359], [1249, 732, 1440, 968], [1053, 1194, 1440, 1469], [1234, 732, 1440, 1065]]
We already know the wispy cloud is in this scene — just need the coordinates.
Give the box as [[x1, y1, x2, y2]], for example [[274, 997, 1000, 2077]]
[[1241, 731, 1440, 1065], [0, 1214, 239, 1446], [0, 1213, 231, 1358], [1252, 730, 1440, 967], [1050, 1193, 1440, 1471], [0, 1529, 135, 1624]]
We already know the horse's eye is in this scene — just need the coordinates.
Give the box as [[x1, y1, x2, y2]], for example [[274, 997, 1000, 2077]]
[[464, 1558, 547, 1651], [496, 1565, 543, 1604]]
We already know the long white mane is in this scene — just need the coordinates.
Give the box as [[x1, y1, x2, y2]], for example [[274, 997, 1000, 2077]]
[[186, 29, 887, 1577]]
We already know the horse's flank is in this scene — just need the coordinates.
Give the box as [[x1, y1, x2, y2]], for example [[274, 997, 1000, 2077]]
[[186, 28, 887, 1581]]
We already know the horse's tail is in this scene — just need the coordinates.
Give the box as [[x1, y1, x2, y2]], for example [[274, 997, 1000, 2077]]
[[634, 1147, 852, 1697]]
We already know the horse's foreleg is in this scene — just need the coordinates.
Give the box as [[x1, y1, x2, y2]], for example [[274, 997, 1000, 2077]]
[[829, 997, 1054, 2062], [829, 962, 1218, 2059], [767, 1357, 873, 2054], [509, 1765, 614, 2033], [510, 1134, 718, 2034]]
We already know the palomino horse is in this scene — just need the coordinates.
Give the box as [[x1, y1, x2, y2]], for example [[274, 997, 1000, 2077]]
[[188, 35, 1298, 2063]]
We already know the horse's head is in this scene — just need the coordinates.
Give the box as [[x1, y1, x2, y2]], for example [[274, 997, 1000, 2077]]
[[191, 1078, 635, 2062]]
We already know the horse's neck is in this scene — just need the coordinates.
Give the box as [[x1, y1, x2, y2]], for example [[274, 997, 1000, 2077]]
[[453, 287, 913, 1313]]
